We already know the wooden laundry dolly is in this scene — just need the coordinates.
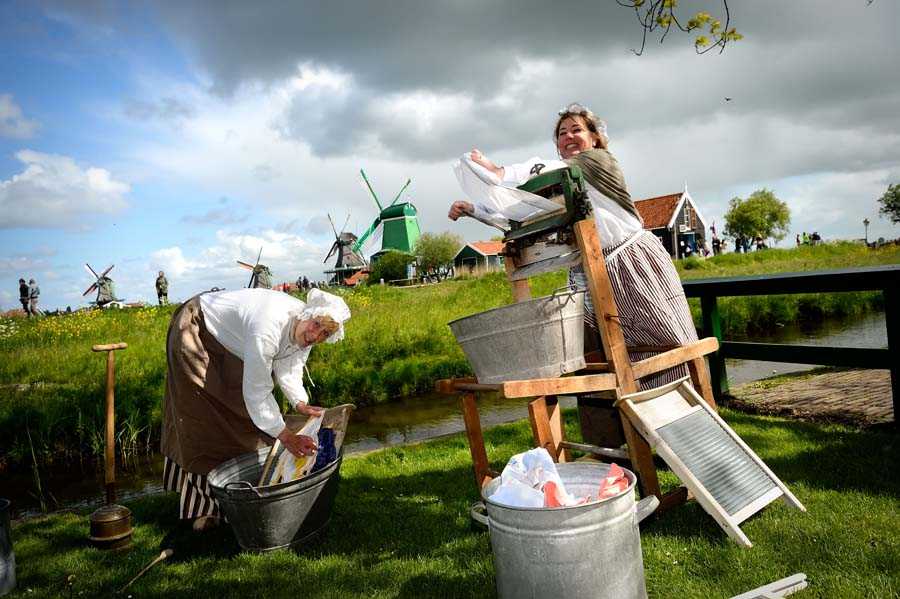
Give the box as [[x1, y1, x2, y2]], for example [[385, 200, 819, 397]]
[[88, 342, 133, 551], [438, 166, 720, 517]]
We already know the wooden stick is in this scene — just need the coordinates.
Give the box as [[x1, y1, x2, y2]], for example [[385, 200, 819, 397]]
[[119, 549, 173, 593], [258, 439, 281, 487]]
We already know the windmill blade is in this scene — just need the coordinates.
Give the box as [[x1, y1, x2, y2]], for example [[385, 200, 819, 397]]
[[327, 213, 340, 239], [389, 178, 412, 207], [340, 212, 351, 235], [352, 216, 381, 253], [83, 282, 98, 297], [324, 241, 339, 263], [359, 169, 384, 211], [236, 260, 255, 270], [254, 247, 263, 268], [100, 264, 115, 278], [84, 263, 100, 280]]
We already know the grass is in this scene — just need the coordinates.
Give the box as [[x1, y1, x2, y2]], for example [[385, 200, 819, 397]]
[[8, 409, 900, 598], [0, 241, 897, 473]]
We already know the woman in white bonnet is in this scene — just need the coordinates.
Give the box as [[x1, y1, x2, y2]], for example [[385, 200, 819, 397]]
[[161, 287, 350, 530], [449, 103, 698, 391]]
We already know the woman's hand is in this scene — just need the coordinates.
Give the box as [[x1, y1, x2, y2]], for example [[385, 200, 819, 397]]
[[470, 149, 504, 179], [295, 403, 325, 417], [277, 428, 318, 458], [448, 200, 474, 221]]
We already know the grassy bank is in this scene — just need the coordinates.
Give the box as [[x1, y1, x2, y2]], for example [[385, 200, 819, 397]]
[[8, 410, 900, 598], [1, 241, 897, 472]]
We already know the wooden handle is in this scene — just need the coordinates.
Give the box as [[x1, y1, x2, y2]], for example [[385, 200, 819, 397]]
[[92, 342, 128, 352]]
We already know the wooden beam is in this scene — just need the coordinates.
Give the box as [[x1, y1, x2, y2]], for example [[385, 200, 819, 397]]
[[687, 356, 717, 409], [528, 397, 559, 461], [505, 244, 531, 302], [631, 337, 719, 380], [546, 396, 569, 462], [501, 373, 618, 398], [460, 393, 493, 488]]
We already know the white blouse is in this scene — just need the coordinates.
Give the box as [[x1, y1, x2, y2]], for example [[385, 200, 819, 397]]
[[472, 156, 643, 249], [200, 288, 312, 438]]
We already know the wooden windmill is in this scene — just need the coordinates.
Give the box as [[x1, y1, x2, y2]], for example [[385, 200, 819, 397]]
[[83, 263, 122, 308], [236, 248, 272, 289], [323, 213, 367, 286], [353, 169, 421, 264]]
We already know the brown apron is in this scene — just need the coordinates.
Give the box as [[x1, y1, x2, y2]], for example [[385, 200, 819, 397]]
[[161, 295, 273, 475]]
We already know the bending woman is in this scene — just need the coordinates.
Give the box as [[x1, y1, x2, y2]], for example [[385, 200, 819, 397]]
[[161, 287, 350, 530], [449, 103, 698, 390]]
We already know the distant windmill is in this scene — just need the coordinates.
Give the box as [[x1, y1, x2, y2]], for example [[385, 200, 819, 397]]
[[236, 248, 272, 289], [353, 169, 421, 265], [323, 213, 367, 286], [83, 263, 122, 308]]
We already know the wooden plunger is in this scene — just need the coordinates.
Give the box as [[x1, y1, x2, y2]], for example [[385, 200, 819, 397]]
[[88, 342, 133, 551]]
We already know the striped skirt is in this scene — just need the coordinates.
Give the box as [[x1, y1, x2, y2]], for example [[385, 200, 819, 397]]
[[569, 230, 699, 390], [163, 455, 220, 520]]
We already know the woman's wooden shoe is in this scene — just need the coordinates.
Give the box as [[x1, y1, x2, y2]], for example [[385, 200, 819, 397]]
[[191, 515, 220, 532]]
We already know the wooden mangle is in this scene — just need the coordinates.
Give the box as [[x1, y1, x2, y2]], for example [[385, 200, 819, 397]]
[[437, 165, 721, 514]]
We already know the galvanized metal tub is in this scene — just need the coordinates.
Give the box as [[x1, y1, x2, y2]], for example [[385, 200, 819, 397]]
[[472, 463, 659, 599], [448, 288, 586, 384], [208, 447, 342, 552], [0, 498, 15, 597]]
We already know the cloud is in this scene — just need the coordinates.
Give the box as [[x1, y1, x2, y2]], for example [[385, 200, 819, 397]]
[[0, 94, 39, 138], [0, 150, 130, 229], [180, 207, 249, 226], [123, 96, 195, 124]]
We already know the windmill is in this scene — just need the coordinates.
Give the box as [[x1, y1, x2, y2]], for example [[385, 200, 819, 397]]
[[353, 169, 421, 266], [323, 213, 367, 286], [236, 248, 272, 289], [83, 263, 122, 308]]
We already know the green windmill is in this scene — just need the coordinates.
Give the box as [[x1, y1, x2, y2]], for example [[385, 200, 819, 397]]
[[353, 169, 421, 263]]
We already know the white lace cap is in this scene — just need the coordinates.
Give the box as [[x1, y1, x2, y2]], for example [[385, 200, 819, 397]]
[[294, 289, 351, 343]]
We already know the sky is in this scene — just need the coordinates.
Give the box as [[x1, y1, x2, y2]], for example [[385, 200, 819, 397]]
[[0, 0, 898, 311]]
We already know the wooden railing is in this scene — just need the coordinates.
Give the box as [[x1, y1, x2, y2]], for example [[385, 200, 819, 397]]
[[682, 265, 899, 427]]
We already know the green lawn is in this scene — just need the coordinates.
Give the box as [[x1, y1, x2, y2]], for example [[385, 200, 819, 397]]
[[9, 409, 899, 598]]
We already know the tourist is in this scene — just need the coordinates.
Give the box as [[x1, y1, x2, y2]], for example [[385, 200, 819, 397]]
[[156, 271, 169, 306], [161, 287, 350, 530], [448, 103, 699, 389], [27, 278, 42, 316], [18, 278, 30, 316]]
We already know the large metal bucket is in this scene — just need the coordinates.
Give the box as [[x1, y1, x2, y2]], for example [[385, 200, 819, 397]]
[[472, 463, 659, 599], [208, 447, 342, 552], [0, 499, 15, 596], [448, 288, 586, 384]]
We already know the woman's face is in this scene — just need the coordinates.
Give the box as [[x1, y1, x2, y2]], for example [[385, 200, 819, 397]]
[[556, 116, 596, 159], [294, 319, 330, 347]]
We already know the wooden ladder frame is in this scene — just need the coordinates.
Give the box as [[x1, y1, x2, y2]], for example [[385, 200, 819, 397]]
[[437, 217, 720, 513]]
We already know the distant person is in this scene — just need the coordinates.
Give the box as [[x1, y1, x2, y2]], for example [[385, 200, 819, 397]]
[[795, 234, 801, 247], [754, 236, 766, 251], [28, 278, 42, 316], [156, 271, 169, 306], [811, 232, 821, 246], [711, 236, 722, 256], [802, 232, 809, 245], [303, 276, 309, 290], [18, 278, 30, 316]]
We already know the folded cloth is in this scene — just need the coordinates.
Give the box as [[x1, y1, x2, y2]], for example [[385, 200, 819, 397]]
[[597, 463, 629, 499], [312, 427, 337, 473]]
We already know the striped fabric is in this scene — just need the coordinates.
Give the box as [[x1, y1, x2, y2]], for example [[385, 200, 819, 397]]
[[163, 456, 220, 520], [569, 230, 699, 390]]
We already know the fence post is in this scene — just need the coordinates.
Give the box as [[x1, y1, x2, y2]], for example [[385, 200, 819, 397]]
[[885, 284, 899, 431], [701, 294, 728, 402]]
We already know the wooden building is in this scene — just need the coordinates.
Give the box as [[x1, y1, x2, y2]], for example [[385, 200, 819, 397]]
[[635, 186, 708, 259], [453, 241, 505, 275]]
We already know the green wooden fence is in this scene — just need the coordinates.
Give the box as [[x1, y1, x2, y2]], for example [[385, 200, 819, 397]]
[[682, 265, 899, 427]]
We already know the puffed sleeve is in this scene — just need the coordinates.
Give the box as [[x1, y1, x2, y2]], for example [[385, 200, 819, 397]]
[[241, 332, 286, 438], [273, 348, 310, 409]]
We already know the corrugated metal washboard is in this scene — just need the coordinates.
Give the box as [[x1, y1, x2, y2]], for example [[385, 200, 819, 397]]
[[615, 377, 806, 547]]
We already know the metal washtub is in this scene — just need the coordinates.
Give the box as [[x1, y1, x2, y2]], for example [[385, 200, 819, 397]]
[[448, 288, 586, 384], [471, 463, 659, 599], [207, 447, 343, 552]]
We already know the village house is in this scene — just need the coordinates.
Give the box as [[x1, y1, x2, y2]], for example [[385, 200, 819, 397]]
[[635, 186, 709, 259], [453, 241, 505, 275]]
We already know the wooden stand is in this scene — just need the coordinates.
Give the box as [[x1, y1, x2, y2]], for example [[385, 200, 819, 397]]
[[437, 217, 720, 515]]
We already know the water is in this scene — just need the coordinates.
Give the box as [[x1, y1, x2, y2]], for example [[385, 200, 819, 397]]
[[6, 312, 888, 520]]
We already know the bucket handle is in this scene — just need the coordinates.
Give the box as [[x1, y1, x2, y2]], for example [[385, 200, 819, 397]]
[[469, 501, 489, 527], [634, 495, 660, 524], [224, 480, 263, 497], [550, 284, 580, 306]]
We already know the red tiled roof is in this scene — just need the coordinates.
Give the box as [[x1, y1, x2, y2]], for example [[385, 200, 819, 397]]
[[345, 270, 368, 286], [469, 241, 505, 256], [635, 193, 682, 229]]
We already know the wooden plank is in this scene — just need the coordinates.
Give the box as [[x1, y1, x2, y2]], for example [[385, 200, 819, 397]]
[[573, 220, 638, 394], [616, 399, 662, 499], [729, 573, 808, 599], [546, 396, 569, 462], [582, 362, 611, 372], [528, 397, 559, 461], [559, 441, 628, 460], [721, 341, 891, 368], [687, 355, 718, 409], [630, 337, 719, 380], [505, 246, 531, 302], [460, 393, 492, 488], [453, 382, 504, 393], [731, 486, 784, 524], [654, 486, 689, 516], [500, 373, 617, 398]]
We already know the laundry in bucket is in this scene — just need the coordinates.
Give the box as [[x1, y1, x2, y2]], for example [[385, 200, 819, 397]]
[[597, 463, 628, 499], [312, 427, 337, 473], [271, 414, 323, 484], [489, 448, 589, 508]]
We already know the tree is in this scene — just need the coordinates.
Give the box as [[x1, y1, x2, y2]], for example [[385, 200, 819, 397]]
[[415, 232, 462, 281], [367, 250, 414, 284], [617, 0, 743, 55], [877, 183, 900, 224], [723, 189, 791, 244]]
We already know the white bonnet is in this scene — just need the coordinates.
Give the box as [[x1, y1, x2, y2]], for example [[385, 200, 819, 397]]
[[297, 289, 351, 343]]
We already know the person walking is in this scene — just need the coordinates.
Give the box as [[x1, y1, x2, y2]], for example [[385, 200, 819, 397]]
[[18, 278, 30, 316], [156, 271, 169, 306], [27, 278, 42, 316]]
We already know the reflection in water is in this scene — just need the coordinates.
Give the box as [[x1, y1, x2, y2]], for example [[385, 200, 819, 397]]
[[8, 311, 887, 519]]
